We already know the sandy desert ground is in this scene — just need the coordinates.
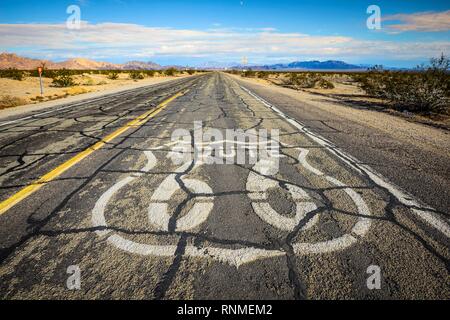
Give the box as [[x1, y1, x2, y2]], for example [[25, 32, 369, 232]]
[[235, 73, 450, 129], [0, 72, 191, 110]]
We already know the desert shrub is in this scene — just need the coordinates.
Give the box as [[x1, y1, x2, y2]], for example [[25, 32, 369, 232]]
[[316, 78, 335, 89], [355, 54, 449, 113], [64, 86, 90, 95], [52, 69, 76, 87], [287, 73, 316, 88], [285, 72, 335, 89], [0, 95, 28, 109], [242, 69, 256, 77], [107, 71, 119, 80], [129, 71, 145, 80], [186, 69, 196, 75], [257, 71, 269, 79], [164, 68, 178, 76], [83, 77, 95, 86], [31, 69, 58, 78], [0, 68, 25, 81], [143, 70, 156, 77], [30, 95, 45, 102]]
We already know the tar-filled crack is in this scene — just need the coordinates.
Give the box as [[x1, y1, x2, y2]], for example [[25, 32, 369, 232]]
[[0, 147, 126, 264], [167, 131, 197, 233], [0, 77, 202, 265], [228, 76, 449, 298], [0, 73, 448, 299], [317, 120, 341, 132], [0, 78, 200, 189], [226, 79, 311, 299], [153, 233, 187, 300]]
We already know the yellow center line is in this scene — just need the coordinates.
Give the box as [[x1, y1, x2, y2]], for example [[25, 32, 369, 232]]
[[0, 89, 188, 216]]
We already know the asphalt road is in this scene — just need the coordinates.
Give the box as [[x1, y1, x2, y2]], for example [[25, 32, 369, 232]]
[[0, 72, 448, 299]]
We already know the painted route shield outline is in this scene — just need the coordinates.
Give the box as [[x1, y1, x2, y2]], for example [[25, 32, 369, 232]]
[[92, 140, 372, 268]]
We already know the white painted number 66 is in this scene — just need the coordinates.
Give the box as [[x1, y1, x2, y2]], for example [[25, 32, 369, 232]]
[[246, 157, 319, 231], [148, 160, 214, 231]]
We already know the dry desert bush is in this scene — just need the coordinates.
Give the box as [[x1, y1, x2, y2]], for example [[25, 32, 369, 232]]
[[0, 95, 28, 109], [286, 72, 335, 89], [354, 54, 449, 113]]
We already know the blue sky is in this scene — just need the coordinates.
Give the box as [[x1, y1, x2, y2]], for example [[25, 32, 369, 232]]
[[0, 0, 449, 67]]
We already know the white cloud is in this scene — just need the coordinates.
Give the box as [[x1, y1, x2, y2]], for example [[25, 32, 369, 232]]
[[384, 10, 450, 32], [0, 22, 448, 62]]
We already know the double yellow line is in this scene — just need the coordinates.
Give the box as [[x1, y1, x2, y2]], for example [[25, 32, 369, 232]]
[[0, 89, 188, 216]]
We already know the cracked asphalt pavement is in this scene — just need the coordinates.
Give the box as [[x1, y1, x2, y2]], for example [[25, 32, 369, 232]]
[[0, 72, 448, 299]]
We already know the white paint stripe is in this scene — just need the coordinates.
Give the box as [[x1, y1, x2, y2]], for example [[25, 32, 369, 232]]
[[294, 234, 358, 255], [240, 85, 450, 239], [0, 80, 189, 127], [108, 234, 177, 257], [411, 209, 450, 238], [252, 202, 318, 231], [247, 156, 319, 231], [147, 159, 214, 231], [148, 203, 170, 231], [292, 174, 371, 255], [0, 104, 84, 127], [287, 184, 310, 200], [246, 171, 278, 200], [139, 151, 158, 174], [92, 148, 283, 267], [92, 176, 136, 237], [107, 234, 284, 268], [326, 176, 372, 237], [0, 91, 132, 127], [184, 246, 285, 269], [298, 148, 324, 176], [151, 175, 179, 201], [176, 202, 214, 231]]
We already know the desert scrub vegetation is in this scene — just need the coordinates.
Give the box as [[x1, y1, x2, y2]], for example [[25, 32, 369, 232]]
[[354, 54, 449, 113], [242, 69, 256, 78], [257, 71, 270, 79], [0, 95, 28, 109], [316, 77, 335, 89], [51, 69, 76, 87], [129, 71, 145, 80], [286, 72, 335, 89], [64, 87, 90, 96], [0, 68, 26, 81], [143, 70, 156, 77], [81, 76, 96, 86], [164, 68, 178, 76], [107, 71, 120, 80]]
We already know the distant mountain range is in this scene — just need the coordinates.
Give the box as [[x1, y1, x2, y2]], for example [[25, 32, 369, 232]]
[[0, 53, 164, 70], [232, 60, 365, 71], [0, 53, 368, 71]]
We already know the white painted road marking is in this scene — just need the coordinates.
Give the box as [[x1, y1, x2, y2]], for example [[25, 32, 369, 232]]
[[0, 80, 189, 128], [92, 134, 374, 267], [240, 85, 450, 239], [148, 167, 215, 231], [246, 156, 319, 231], [92, 145, 282, 268], [0, 90, 133, 128]]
